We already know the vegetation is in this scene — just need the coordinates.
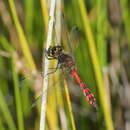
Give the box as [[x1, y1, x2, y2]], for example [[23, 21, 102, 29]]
[[0, 0, 130, 130]]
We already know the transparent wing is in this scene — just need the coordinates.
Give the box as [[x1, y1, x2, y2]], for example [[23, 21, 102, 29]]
[[61, 15, 83, 53], [19, 65, 77, 110]]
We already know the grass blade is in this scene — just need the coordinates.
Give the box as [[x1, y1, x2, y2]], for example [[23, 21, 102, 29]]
[[24, 0, 34, 41], [12, 53, 24, 130], [63, 78, 76, 130], [40, 0, 49, 33], [0, 90, 16, 130], [8, 0, 36, 71], [97, 0, 107, 68], [78, 0, 114, 130]]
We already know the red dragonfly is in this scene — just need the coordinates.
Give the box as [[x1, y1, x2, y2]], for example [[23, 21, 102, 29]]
[[45, 45, 97, 109]]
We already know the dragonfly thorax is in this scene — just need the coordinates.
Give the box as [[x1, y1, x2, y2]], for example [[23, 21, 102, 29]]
[[46, 45, 75, 69]]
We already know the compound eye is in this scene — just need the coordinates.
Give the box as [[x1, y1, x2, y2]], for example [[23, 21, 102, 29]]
[[51, 47, 56, 55], [58, 46, 62, 51], [52, 47, 57, 52], [47, 48, 51, 56]]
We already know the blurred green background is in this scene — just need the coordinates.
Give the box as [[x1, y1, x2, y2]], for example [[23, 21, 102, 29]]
[[0, 0, 130, 130]]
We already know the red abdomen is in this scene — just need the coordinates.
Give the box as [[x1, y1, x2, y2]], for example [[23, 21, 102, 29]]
[[70, 68, 97, 108]]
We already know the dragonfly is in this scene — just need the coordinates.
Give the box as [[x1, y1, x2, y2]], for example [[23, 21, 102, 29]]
[[21, 26, 97, 109], [45, 45, 97, 109]]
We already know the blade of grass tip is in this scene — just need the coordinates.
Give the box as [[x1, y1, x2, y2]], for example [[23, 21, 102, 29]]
[[0, 90, 16, 130], [120, 0, 130, 52], [40, 0, 56, 129], [12, 53, 25, 130], [78, 0, 114, 130], [97, 0, 107, 68], [62, 70, 76, 130], [8, 0, 36, 71], [40, 0, 49, 33]]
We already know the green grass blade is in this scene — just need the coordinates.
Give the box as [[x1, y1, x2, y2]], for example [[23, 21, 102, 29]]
[[97, 0, 107, 68], [78, 0, 114, 130], [12, 54, 25, 130], [8, 0, 36, 71], [63, 78, 76, 130], [0, 90, 16, 130], [24, 0, 34, 41]]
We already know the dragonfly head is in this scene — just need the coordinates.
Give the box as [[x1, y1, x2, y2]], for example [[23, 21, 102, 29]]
[[47, 45, 63, 58]]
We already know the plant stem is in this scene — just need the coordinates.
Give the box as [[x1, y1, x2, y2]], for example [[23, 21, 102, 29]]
[[40, 0, 56, 129], [8, 0, 36, 71], [78, 0, 114, 130]]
